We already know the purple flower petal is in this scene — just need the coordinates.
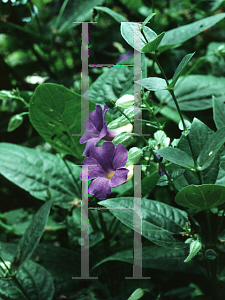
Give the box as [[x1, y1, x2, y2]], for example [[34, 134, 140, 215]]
[[113, 143, 128, 170], [90, 142, 115, 173], [89, 105, 105, 131], [81, 138, 99, 157], [110, 168, 129, 187], [89, 178, 111, 200]]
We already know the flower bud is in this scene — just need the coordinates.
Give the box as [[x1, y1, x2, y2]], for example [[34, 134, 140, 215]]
[[125, 165, 134, 183], [116, 95, 135, 109]]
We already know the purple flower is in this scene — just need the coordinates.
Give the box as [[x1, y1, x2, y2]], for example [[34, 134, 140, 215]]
[[80, 104, 133, 157], [80, 142, 132, 200]]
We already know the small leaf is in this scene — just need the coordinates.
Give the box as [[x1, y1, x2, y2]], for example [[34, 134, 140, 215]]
[[156, 147, 195, 169], [141, 13, 156, 29], [112, 132, 133, 148], [142, 32, 165, 53], [184, 239, 201, 262], [13, 199, 53, 267], [197, 126, 225, 170], [126, 147, 143, 165], [94, 6, 128, 22], [127, 288, 145, 300], [169, 53, 195, 88], [7, 114, 23, 132], [175, 184, 225, 210], [135, 77, 167, 91], [121, 22, 157, 52]]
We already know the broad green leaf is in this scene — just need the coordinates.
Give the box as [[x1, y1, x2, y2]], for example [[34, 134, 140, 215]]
[[29, 83, 96, 158], [0, 260, 54, 300], [98, 197, 188, 248], [141, 13, 156, 29], [7, 114, 23, 132], [142, 32, 165, 53], [156, 75, 225, 111], [197, 126, 225, 170], [156, 147, 195, 169], [14, 199, 53, 267], [158, 13, 225, 51], [213, 97, 225, 129], [121, 22, 157, 52], [88, 56, 138, 108], [175, 184, 225, 209], [92, 245, 204, 274], [57, 0, 104, 33], [0, 143, 81, 209], [169, 53, 195, 89], [135, 77, 167, 91], [94, 6, 128, 22]]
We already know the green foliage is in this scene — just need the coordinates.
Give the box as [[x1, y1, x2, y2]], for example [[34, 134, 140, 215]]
[[175, 184, 225, 209], [29, 83, 96, 158], [0, 143, 81, 209], [98, 197, 189, 248]]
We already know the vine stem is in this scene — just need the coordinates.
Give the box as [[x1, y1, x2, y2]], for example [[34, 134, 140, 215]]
[[152, 53, 203, 184]]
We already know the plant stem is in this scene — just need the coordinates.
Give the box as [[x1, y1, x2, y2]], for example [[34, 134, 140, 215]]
[[143, 98, 162, 128], [153, 54, 203, 183], [206, 210, 212, 246]]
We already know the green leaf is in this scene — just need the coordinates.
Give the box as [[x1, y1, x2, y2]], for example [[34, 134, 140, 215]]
[[7, 114, 23, 132], [57, 0, 104, 33], [126, 147, 143, 165], [0, 260, 54, 300], [184, 239, 202, 262], [94, 6, 128, 22], [108, 106, 140, 129], [158, 13, 225, 51], [197, 126, 225, 170], [141, 13, 156, 29], [92, 244, 204, 274], [142, 32, 165, 53], [175, 184, 225, 209], [29, 83, 96, 158], [135, 77, 167, 91], [88, 56, 137, 107], [155, 75, 225, 111], [169, 53, 195, 89], [121, 22, 157, 52], [112, 132, 133, 148], [0, 143, 81, 209], [156, 147, 195, 169], [98, 197, 188, 248], [173, 119, 225, 190], [213, 96, 225, 130], [127, 288, 144, 300], [14, 199, 53, 267]]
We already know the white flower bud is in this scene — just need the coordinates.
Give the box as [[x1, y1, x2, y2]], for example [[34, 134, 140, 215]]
[[116, 95, 135, 109]]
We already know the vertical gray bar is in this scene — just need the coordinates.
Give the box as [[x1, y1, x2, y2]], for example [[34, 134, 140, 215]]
[[133, 24, 142, 136], [126, 165, 150, 279], [81, 22, 89, 136], [72, 165, 97, 279]]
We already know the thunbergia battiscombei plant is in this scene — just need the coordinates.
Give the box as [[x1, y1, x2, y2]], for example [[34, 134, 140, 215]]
[[2, 7, 225, 300]]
